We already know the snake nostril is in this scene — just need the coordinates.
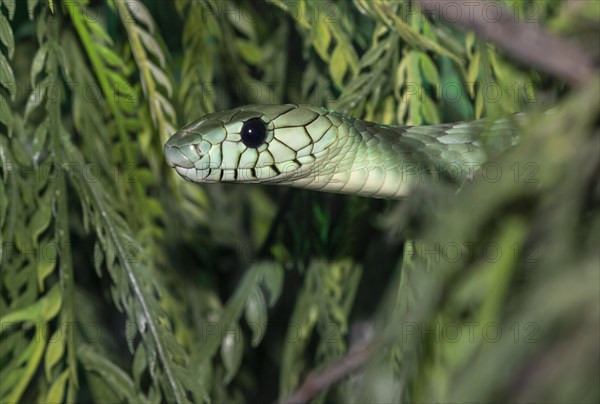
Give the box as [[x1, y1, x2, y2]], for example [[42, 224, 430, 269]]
[[194, 140, 213, 160], [194, 144, 205, 158]]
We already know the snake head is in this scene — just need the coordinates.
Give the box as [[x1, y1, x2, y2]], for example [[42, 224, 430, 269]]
[[164, 104, 341, 184]]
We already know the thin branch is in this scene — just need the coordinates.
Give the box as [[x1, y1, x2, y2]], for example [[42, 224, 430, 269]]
[[278, 342, 379, 404], [414, 0, 596, 86], [61, 139, 187, 403]]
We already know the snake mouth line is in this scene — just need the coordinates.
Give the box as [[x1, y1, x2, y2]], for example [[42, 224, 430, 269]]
[[174, 165, 288, 183], [170, 159, 329, 184]]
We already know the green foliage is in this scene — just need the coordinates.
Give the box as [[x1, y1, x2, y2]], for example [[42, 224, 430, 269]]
[[1, 0, 598, 403]]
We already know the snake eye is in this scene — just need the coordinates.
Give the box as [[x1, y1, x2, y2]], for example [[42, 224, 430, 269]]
[[240, 118, 267, 148]]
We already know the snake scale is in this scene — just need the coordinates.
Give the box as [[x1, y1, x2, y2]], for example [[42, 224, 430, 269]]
[[164, 104, 518, 199]]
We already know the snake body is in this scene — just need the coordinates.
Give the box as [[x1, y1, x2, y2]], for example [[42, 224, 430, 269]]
[[164, 104, 517, 199]]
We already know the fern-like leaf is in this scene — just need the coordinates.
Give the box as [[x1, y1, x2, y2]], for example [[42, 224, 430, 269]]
[[113, 0, 176, 145]]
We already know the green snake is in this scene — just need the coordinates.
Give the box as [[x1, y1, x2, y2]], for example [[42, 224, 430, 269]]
[[164, 104, 518, 199]]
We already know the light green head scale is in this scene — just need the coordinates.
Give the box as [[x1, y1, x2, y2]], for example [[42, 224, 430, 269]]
[[164, 104, 342, 184]]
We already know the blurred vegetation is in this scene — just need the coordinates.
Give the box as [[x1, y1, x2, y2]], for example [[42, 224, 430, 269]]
[[1, 0, 598, 403]]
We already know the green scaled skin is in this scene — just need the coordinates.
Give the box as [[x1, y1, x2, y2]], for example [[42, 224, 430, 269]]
[[164, 104, 518, 199]]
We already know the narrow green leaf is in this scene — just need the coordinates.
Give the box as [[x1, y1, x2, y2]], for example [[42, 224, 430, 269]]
[[24, 79, 47, 119], [7, 334, 47, 402], [0, 53, 16, 97], [465, 31, 476, 54], [1, 284, 60, 325], [225, 2, 255, 39], [245, 287, 267, 347], [41, 284, 62, 321], [475, 89, 484, 119], [97, 45, 123, 68], [35, 9, 46, 44], [4, 0, 16, 19], [0, 95, 12, 129], [0, 368, 22, 397], [467, 51, 480, 97], [360, 42, 388, 69], [134, 167, 152, 187], [46, 369, 69, 403], [419, 53, 440, 84], [141, 198, 163, 218], [147, 61, 172, 97], [408, 95, 422, 125], [37, 240, 57, 291], [0, 301, 40, 324], [0, 168, 7, 226], [132, 343, 147, 387], [340, 73, 373, 102], [31, 117, 49, 163], [47, 0, 54, 13], [123, 117, 142, 131], [394, 56, 408, 99], [27, 0, 39, 19], [124, 0, 155, 32], [156, 92, 176, 122], [44, 328, 65, 379], [87, 16, 114, 44], [29, 198, 53, 246], [106, 70, 134, 96], [383, 95, 395, 124], [262, 264, 283, 307], [421, 95, 440, 124], [330, 44, 348, 89], [77, 345, 144, 402], [311, 20, 331, 62], [8, 136, 31, 166], [236, 38, 262, 66], [136, 26, 165, 66], [0, 11, 15, 58], [93, 242, 104, 277], [220, 325, 244, 384]]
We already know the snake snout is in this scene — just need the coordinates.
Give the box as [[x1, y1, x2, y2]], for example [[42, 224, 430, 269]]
[[164, 145, 195, 169], [164, 131, 198, 169]]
